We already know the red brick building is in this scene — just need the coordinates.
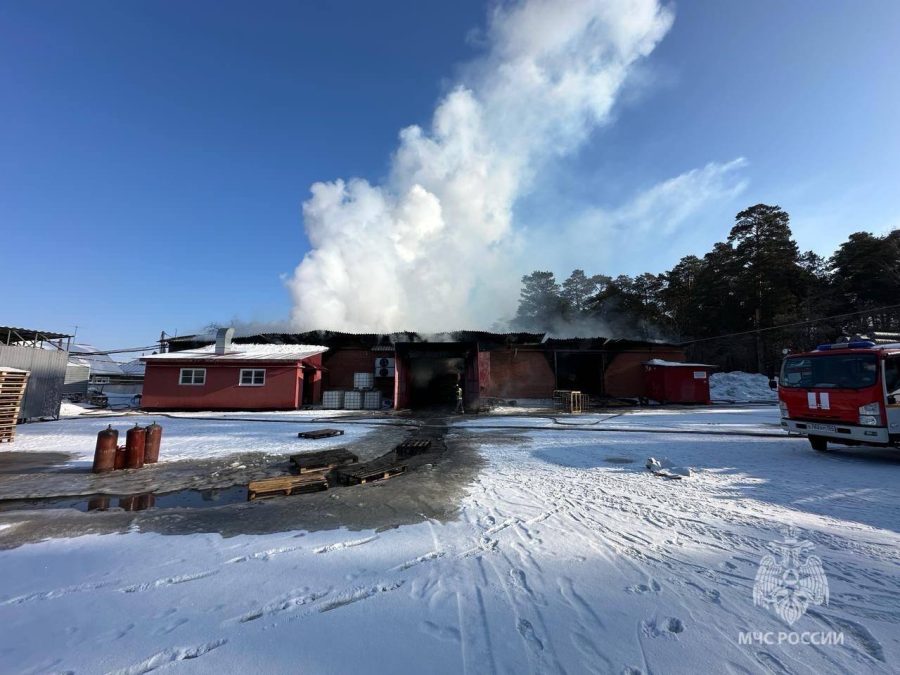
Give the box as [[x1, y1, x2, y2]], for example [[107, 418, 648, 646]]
[[141, 340, 326, 411], [161, 331, 687, 410]]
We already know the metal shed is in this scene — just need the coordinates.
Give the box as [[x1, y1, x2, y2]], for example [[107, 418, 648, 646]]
[[643, 359, 717, 404], [0, 326, 72, 420]]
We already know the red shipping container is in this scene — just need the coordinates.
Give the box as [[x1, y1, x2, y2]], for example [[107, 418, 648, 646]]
[[643, 360, 716, 404]]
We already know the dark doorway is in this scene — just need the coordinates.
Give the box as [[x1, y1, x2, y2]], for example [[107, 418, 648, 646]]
[[409, 353, 465, 408], [554, 352, 605, 395], [301, 367, 316, 405], [398, 343, 476, 410]]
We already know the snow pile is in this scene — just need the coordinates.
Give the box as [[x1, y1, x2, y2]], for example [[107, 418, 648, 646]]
[[646, 456, 693, 478], [710, 371, 777, 402]]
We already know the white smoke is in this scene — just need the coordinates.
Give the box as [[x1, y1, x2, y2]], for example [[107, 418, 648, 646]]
[[289, 0, 675, 332]]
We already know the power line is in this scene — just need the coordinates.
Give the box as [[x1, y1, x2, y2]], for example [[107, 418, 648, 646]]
[[678, 303, 900, 345]]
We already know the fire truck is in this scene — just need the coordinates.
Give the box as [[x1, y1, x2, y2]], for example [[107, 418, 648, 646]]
[[776, 339, 900, 451]]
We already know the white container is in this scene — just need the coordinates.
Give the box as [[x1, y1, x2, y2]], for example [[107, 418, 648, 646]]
[[353, 372, 375, 390], [322, 390, 345, 409], [363, 390, 381, 410], [344, 390, 363, 410]]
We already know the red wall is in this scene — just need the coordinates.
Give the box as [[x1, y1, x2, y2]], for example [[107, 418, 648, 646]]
[[142, 361, 306, 410], [604, 350, 686, 398], [324, 349, 393, 397], [485, 350, 556, 399], [644, 365, 712, 403]]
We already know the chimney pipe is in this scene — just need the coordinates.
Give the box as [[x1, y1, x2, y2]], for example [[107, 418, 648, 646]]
[[215, 327, 235, 355]]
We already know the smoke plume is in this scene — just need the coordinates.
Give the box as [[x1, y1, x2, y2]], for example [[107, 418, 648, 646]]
[[289, 0, 675, 332]]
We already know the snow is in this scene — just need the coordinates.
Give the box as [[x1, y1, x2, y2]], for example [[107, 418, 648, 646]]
[[1, 409, 898, 673], [142, 343, 328, 362], [12, 410, 385, 465], [644, 358, 715, 367], [710, 370, 779, 402], [67, 343, 126, 376]]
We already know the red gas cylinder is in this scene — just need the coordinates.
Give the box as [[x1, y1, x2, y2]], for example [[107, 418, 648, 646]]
[[92, 425, 118, 473], [118, 495, 140, 511], [87, 496, 110, 511], [144, 422, 162, 463], [114, 446, 127, 470], [125, 425, 146, 469]]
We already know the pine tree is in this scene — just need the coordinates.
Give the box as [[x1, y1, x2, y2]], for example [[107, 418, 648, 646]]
[[512, 271, 565, 331]]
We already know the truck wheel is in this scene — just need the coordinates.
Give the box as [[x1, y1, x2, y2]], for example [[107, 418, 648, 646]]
[[809, 436, 828, 452]]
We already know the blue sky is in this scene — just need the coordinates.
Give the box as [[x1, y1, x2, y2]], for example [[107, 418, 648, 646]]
[[3, 1, 899, 348]]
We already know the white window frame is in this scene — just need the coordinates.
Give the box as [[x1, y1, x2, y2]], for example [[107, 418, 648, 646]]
[[239, 368, 266, 387], [179, 368, 206, 386]]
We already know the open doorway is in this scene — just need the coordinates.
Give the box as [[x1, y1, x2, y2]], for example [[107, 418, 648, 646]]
[[554, 352, 605, 395], [397, 343, 476, 410], [301, 367, 316, 405]]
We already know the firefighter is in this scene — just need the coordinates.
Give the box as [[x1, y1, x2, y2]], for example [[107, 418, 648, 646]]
[[455, 379, 464, 414]]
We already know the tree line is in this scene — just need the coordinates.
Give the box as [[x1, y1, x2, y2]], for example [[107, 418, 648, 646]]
[[512, 204, 900, 373]]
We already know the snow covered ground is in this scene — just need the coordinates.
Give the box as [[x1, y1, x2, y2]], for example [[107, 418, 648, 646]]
[[13, 409, 395, 465], [1, 408, 898, 673]]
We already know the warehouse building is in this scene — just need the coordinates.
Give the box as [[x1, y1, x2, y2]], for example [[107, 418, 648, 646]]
[[141, 329, 326, 410], [0, 325, 71, 420], [160, 329, 686, 410]]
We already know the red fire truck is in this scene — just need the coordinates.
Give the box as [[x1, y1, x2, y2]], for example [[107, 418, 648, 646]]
[[776, 340, 900, 451]]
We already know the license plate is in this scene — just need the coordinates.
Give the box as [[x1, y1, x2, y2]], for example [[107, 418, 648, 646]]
[[808, 423, 836, 433]]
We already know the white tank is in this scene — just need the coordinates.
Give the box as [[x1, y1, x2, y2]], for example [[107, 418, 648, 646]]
[[322, 390, 345, 409], [344, 390, 363, 410], [353, 372, 375, 390], [363, 390, 381, 410]]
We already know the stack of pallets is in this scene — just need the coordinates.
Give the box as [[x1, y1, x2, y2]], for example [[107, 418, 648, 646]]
[[395, 439, 431, 459], [0, 368, 29, 443]]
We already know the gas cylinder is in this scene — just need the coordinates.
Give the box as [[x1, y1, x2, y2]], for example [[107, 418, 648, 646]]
[[144, 422, 163, 463], [87, 496, 110, 511], [114, 446, 126, 470], [125, 424, 146, 469], [119, 495, 139, 511], [92, 425, 118, 473]]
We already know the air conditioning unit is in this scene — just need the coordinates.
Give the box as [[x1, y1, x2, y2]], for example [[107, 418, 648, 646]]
[[374, 357, 395, 378]]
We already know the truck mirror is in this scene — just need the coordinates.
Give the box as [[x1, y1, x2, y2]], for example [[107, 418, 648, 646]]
[[768, 379, 778, 390]]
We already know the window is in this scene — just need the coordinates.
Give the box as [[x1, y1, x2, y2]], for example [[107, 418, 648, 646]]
[[239, 368, 266, 386], [91, 376, 110, 385], [179, 368, 206, 385], [781, 354, 878, 390], [885, 358, 900, 396]]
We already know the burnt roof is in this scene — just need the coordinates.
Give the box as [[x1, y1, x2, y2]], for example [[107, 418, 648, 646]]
[[165, 330, 679, 353]]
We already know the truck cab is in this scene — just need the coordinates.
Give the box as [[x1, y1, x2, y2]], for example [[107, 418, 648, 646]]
[[777, 340, 900, 451]]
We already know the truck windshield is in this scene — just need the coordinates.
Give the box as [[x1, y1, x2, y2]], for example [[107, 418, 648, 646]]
[[781, 353, 878, 389]]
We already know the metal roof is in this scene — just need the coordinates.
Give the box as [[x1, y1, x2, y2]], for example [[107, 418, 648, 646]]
[[1, 325, 72, 342], [142, 343, 328, 362], [67, 344, 126, 375]]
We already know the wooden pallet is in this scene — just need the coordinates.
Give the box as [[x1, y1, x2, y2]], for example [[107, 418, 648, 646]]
[[289, 448, 358, 474], [297, 428, 345, 440], [247, 472, 329, 500], [395, 439, 432, 458], [336, 456, 407, 486]]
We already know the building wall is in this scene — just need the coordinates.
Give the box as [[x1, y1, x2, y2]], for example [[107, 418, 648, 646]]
[[485, 350, 556, 399], [323, 349, 394, 397], [141, 362, 303, 410], [604, 349, 685, 398], [0, 345, 67, 419]]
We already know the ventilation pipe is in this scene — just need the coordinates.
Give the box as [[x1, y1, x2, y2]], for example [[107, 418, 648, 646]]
[[215, 327, 235, 355]]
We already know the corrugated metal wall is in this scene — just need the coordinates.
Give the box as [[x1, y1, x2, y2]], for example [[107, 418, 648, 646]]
[[64, 364, 90, 396], [0, 346, 67, 419]]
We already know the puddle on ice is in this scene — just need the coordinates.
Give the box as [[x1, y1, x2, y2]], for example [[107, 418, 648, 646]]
[[0, 486, 248, 513]]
